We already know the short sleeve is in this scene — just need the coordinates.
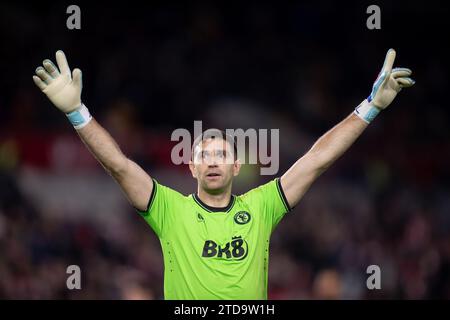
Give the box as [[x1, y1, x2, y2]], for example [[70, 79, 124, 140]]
[[241, 178, 291, 232], [136, 179, 183, 238]]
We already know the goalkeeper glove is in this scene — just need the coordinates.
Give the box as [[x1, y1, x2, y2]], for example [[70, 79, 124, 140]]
[[354, 48, 415, 123], [33, 50, 92, 129]]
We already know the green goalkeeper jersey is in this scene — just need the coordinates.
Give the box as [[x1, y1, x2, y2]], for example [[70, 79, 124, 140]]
[[137, 178, 291, 300]]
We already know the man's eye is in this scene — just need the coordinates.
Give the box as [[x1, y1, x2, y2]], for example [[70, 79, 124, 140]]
[[216, 151, 227, 159]]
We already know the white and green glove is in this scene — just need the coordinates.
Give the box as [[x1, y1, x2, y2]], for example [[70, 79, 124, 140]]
[[33, 50, 92, 129], [355, 48, 415, 123]]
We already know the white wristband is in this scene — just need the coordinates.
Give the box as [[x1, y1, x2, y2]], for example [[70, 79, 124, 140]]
[[66, 103, 92, 129], [354, 99, 380, 124]]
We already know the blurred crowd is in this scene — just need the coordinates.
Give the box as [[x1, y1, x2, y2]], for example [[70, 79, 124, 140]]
[[1, 2, 449, 299]]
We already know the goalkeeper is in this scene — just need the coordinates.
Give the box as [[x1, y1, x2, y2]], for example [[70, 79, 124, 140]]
[[33, 49, 414, 299]]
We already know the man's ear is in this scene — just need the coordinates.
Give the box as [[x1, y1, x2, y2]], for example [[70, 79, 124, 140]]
[[233, 158, 242, 176], [189, 160, 197, 178]]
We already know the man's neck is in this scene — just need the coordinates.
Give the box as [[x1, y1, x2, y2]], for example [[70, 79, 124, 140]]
[[197, 187, 232, 208]]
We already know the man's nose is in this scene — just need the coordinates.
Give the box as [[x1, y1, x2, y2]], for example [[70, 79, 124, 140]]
[[205, 154, 219, 166]]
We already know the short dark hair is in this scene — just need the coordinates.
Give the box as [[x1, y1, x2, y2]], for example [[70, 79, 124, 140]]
[[191, 129, 237, 160]]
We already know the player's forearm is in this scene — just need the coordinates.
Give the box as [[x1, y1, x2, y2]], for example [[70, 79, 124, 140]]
[[76, 118, 129, 176], [280, 112, 368, 208], [281, 49, 415, 209], [307, 112, 368, 172], [33, 51, 155, 211]]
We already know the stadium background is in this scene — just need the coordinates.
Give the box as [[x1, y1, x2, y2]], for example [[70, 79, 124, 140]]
[[0, 1, 449, 299]]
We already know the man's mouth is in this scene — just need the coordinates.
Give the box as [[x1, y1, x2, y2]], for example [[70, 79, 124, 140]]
[[206, 173, 221, 178]]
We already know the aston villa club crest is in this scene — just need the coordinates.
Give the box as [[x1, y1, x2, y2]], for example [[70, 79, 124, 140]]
[[234, 211, 251, 225]]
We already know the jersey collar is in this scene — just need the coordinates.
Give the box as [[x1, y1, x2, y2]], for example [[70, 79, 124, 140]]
[[193, 193, 236, 213]]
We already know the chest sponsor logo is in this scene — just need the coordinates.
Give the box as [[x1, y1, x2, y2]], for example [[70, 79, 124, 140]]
[[201, 236, 248, 260]]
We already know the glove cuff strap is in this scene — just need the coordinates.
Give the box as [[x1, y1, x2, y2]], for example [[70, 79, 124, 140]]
[[354, 99, 380, 124], [66, 103, 92, 129]]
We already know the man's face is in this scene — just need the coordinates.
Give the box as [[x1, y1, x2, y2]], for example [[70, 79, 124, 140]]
[[189, 138, 241, 194]]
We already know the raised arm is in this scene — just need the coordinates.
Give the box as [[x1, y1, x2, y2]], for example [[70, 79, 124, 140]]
[[280, 49, 415, 208], [33, 50, 152, 211]]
